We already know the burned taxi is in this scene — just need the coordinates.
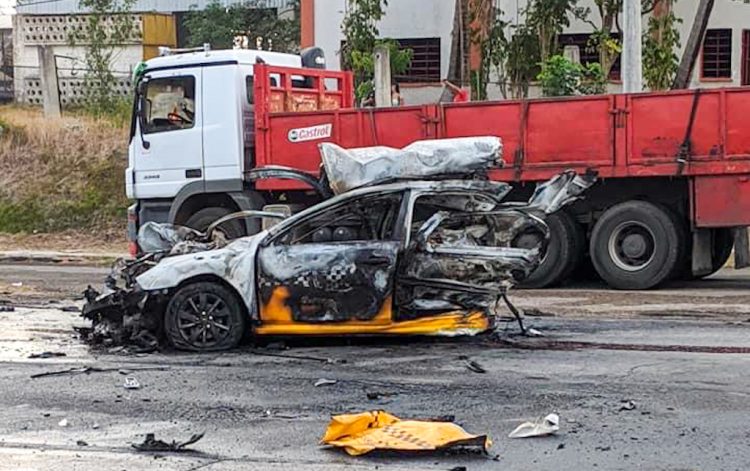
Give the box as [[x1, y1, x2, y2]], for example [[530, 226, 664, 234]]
[[83, 138, 594, 351]]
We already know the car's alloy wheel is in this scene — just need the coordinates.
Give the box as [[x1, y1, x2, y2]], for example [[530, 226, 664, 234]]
[[164, 282, 246, 351]]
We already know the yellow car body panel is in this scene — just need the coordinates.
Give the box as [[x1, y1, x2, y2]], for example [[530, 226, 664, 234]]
[[254, 286, 490, 336]]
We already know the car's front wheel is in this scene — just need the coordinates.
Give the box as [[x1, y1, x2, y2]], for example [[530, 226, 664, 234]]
[[164, 281, 246, 351]]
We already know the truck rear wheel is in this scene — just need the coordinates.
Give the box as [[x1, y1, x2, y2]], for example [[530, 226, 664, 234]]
[[521, 211, 584, 288], [590, 201, 681, 290], [185, 207, 245, 239]]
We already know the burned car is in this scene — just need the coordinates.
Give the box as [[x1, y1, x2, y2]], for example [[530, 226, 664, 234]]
[[83, 138, 594, 351]]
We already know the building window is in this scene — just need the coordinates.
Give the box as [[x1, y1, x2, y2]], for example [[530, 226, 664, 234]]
[[394, 38, 441, 83], [702, 29, 732, 79], [557, 34, 621, 80]]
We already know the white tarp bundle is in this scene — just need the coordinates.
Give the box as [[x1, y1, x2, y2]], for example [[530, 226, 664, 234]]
[[319, 137, 504, 194]]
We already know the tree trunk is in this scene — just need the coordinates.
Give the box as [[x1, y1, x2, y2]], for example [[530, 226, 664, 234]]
[[672, 0, 714, 89]]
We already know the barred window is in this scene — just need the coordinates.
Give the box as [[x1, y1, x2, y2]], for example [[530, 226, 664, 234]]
[[394, 38, 441, 83], [702, 29, 732, 79], [557, 33, 621, 80]]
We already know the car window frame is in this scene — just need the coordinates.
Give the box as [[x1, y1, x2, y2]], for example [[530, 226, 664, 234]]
[[263, 191, 408, 247]]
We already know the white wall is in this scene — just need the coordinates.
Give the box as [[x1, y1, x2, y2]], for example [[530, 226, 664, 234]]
[[314, 0, 454, 74], [316, 0, 750, 103]]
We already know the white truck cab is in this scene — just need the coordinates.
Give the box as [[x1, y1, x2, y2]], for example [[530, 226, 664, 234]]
[[127, 47, 324, 251]]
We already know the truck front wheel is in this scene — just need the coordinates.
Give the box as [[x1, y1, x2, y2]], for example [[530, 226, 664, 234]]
[[185, 207, 245, 239], [590, 201, 681, 290]]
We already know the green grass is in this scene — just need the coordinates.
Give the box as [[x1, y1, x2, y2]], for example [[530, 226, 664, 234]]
[[0, 106, 129, 233]]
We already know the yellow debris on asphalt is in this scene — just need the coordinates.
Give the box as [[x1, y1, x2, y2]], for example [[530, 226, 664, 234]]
[[321, 410, 490, 456]]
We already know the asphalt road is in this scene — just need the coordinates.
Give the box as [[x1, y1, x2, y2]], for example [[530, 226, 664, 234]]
[[0, 264, 749, 470]]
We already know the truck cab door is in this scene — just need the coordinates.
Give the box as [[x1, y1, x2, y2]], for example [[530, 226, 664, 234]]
[[131, 68, 203, 199]]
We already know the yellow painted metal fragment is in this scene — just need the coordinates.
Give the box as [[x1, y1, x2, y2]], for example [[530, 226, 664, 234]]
[[321, 410, 491, 456]]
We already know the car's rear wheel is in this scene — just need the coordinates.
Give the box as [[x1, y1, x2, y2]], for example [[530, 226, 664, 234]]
[[164, 281, 246, 351]]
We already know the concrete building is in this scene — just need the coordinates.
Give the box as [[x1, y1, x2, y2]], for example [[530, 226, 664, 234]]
[[11, 0, 296, 104], [301, 0, 750, 104]]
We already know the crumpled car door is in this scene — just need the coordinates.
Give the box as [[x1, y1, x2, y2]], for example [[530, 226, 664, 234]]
[[394, 170, 596, 320], [255, 192, 404, 326], [394, 209, 545, 320]]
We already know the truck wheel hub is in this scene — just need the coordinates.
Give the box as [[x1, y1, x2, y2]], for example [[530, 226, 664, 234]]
[[608, 221, 656, 272]]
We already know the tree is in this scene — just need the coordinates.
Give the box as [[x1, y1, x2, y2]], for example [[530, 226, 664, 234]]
[[340, 0, 412, 103], [538, 54, 606, 96], [484, 0, 580, 99], [643, 0, 681, 90], [183, 1, 300, 52], [70, 0, 138, 114]]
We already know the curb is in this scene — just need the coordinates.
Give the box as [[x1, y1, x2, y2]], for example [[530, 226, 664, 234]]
[[0, 251, 127, 266]]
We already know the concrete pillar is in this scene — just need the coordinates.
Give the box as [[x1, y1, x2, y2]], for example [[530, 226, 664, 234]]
[[37, 46, 60, 117], [622, 0, 643, 93], [373, 45, 391, 108]]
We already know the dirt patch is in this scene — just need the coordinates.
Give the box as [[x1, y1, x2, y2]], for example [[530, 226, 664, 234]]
[[0, 229, 127, 254]]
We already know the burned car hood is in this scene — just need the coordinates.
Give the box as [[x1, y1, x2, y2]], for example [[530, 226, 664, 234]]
[[136, 232, 267, 317]]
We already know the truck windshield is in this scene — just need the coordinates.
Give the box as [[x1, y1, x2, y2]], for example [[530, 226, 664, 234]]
[[142, 76, 196, 134]]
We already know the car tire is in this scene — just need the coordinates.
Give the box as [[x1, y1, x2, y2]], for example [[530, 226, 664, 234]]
[[521, 211, 584, 288], [164, 281, 246, 352], [590, 200, 681, 290], [185, 207, 246, 239]]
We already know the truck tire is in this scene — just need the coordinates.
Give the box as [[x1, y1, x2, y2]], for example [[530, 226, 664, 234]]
[[521, 211, 584, 288], [590, 201, 681, 290], [185, 207, 245, 239], [164, 281, 246, 351]]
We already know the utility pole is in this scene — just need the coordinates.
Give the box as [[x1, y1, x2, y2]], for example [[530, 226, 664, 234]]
[[622, 0, 643, 93], [37, 46, 61, 117], [373, 45, 391, 107]]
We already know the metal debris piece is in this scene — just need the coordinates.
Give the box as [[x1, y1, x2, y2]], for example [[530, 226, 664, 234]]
[[60, 306, 80, 312], [132, 432, 205, 452], [619, 400, 637, 411], [76, 440, 89, 446], [464, 359, 487, 374], [31, 365, 169, 379], [314, 378, 337, 387], [123, 377, 141, 389], [58, 419, 68, 427], [28, 351, 67, 359], [366, 391, 396, 400], [508, 413, 560, 438], [322, 410, 490, 456]]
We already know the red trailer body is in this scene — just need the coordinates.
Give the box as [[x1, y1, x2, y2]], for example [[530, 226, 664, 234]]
[[250, 64, 750, 289]]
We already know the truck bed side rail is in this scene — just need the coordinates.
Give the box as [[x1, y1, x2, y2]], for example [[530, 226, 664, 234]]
[[253, 64, 354, 114]]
